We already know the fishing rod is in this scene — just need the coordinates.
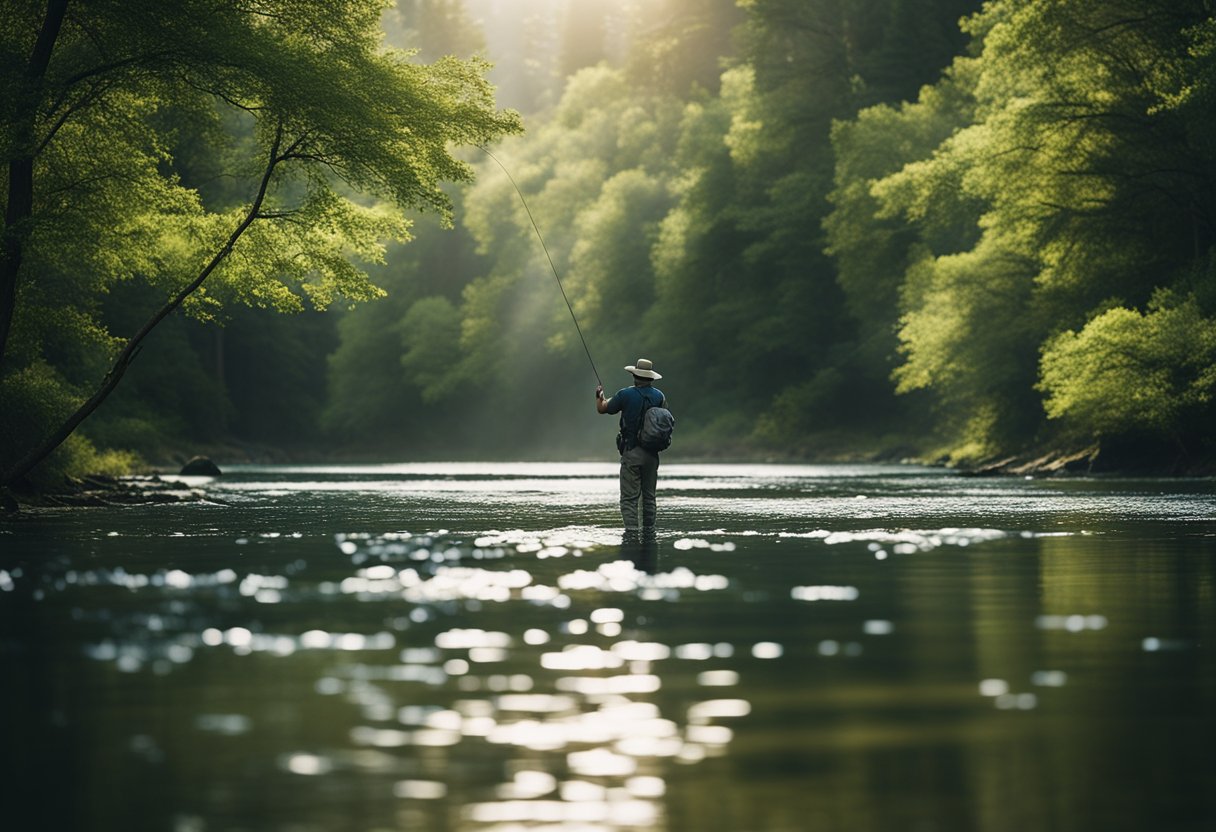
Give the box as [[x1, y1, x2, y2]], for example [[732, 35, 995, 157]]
[[478, 145, 603, 388]]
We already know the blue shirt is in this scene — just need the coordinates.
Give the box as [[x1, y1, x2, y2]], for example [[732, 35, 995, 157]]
[[605, 385, 666, 449]]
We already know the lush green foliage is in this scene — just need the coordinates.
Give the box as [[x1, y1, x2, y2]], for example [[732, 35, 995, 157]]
[[9, 0, 1215, 472], [829, 0, 1216, 462], [1040, 292, 1216, 437], [328, 0, 977, 458], [1, 0, 518, 481]]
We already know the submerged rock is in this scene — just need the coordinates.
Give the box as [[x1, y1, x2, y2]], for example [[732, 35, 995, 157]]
[[180, 456, 222, 476]]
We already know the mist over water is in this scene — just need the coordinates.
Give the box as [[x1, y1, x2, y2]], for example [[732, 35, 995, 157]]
[[2, 464, 1214, 831]]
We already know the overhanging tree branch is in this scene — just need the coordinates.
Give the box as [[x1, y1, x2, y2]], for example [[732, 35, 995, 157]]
[[35, 77, 121, 157], [0, 120, 286, 488]]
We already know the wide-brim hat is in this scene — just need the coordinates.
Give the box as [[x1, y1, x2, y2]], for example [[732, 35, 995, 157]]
[[625, 358, 662, 380]]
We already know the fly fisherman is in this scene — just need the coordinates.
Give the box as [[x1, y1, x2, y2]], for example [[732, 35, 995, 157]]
[[596, 358, 667, 536]]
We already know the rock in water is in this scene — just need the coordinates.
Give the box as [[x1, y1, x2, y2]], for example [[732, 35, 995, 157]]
[[180, 456, 222, 476]]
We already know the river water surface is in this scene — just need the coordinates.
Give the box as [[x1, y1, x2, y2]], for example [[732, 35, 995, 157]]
[[2, 463, 1214, 831]]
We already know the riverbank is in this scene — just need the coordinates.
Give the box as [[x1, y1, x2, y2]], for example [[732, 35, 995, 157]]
[[6, 434, 1210, 514], [1, 473, 212, 512], [960, 438, 1216, 478]]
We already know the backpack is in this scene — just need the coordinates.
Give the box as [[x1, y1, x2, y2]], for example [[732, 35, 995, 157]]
[[635, 389, 675, 453]]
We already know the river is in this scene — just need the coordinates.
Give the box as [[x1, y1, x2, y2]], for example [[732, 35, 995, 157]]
[[2, 463, 1214, 831]]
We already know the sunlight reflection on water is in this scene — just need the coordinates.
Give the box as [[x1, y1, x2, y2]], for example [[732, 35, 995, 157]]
[[195, 463, 1216, 526], [3, 463, 1215, 832], [47, 523, 777, 829], [34, 518, 1095, 826]]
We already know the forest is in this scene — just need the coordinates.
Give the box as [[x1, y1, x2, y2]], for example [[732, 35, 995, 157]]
[[3, 0, 1215, 485]]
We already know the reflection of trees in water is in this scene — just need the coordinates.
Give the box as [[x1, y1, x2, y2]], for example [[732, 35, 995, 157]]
[[17, 528, 749, 829], [6, 512, 1216, 831]]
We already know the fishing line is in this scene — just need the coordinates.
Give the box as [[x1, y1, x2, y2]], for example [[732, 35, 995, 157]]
[[478, 145, 602, 387]]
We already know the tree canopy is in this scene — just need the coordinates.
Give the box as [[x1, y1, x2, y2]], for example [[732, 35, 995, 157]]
[[1, 0, 519, 483], [829, 0, 1216, 461], [6, 0, 1215, 477]]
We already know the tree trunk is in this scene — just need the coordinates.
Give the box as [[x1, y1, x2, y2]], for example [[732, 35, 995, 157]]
[[0, 0, 70, 373], [0, 123, 285, 488]]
